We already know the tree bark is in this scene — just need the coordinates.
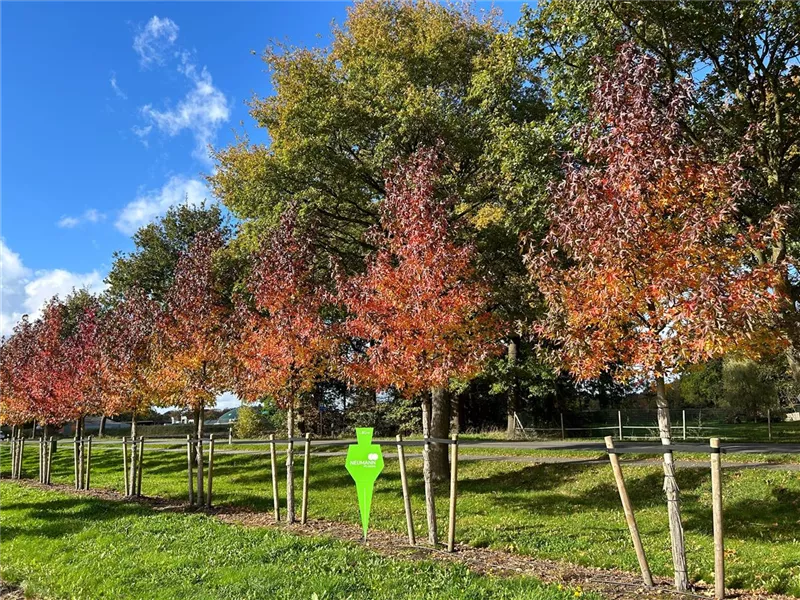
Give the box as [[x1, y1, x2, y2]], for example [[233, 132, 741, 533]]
[[98, 415, 107, 438], [286, 405, 296, 523], [420, 394, 437, 545], [506, 337, 519, 438], [656, 375, 688, 591], [450, 394, 460, 435], [429, 387, 449, 483]]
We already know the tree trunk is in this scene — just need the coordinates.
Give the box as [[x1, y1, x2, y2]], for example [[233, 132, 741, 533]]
[[420, 393, 437, 545], [98, 415, 107, 438], [286, 405, 296, 523], [30, 420, 36, 439], [450, 393, 460, 435], [656, 375, 688, 591], [429, 387, 449, 483], [195, 406, 205, 505], [506, 337, 519, 438]]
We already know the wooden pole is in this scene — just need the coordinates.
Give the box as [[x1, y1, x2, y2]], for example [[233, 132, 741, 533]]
[[604, 436, 654, 587], [269, 434, 280, 521], [38, 436, 43, 483], [710, 438, 725, 599], [560, 413, 565, 440], [86, 436, 92, 490], [301, 432, 311, 524], [396, 435, 416, 546], [682, 410, 687, 441], [618, 411, 623, 440], [74, 437, 80, 489], [423, 438, 438, 546], [135, 437, 143, 496], [447, 434, 459, 552], [206, 434, 215, 508], [767, 409, 772, 441], [122, 437, 129, 495], [186, 435, 194, 505], [229, 426, 233, 445]]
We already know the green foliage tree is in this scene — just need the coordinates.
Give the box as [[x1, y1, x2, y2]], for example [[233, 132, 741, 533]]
[[722, 357, 779, 419], [678, 360, 724, 408], [106, 203, 228, 303], [234, 405, 270, 439]]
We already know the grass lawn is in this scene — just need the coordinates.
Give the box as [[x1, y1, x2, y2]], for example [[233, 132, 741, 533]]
[[3, 441, 800, 595], [0, 482, 596, 600]]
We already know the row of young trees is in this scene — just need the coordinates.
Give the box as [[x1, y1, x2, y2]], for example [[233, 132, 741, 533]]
[[2, 1, 798, 584]]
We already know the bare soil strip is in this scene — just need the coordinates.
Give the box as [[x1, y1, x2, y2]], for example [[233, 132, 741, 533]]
[[5, 480, 795, 600]]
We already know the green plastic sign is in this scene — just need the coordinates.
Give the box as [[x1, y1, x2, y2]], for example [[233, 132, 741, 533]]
[[345, 427, 384, 540]]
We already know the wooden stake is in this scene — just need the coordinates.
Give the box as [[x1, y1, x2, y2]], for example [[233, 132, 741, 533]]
[[137, 437, 144, 496], [86, 436, 92, 490], [186, 435, 194, 505], [423, 438, 438, 546], [301, 433, 311, 524], [396, 435, 415, 546], [710, 438, 725, 599], [447, 434, 459, 552], [206, 434, 215, 508], [74, 437, 80, 489], [196, 437, 205, 506], [604, 437, 653, 587], [270, 434, 280, 521], [19, 437, 25, 479], [122, 437, 129, 495], [38, 436, 43, 483], [618, 411, 623, 440], [682, 410, 687, 441]]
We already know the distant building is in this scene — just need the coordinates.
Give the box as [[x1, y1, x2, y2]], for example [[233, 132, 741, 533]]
[[207, 407, 239, 426]]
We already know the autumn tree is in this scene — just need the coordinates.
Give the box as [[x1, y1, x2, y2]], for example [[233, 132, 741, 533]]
[[0, 317, 37, 438], [234, 210, 338, 523], [154, 230, 234, 504], [529, 45, 787, 590], [341, 148, 503, 483]]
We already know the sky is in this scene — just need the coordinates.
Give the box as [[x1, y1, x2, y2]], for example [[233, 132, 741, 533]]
[[1, 1, 524, 408]]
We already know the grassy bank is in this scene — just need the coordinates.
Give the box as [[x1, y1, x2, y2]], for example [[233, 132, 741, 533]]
[[2, 442, 799, 595], [0, 482, 596, 600]]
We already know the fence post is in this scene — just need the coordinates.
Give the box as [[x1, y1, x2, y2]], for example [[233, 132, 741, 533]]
[[206, 434, 215, 508], [710, 438, 725, 599], [301, 433, 311, 524], [137, 437, 144, 496], [269, 434, 280, 522], [229, 426, 233, 446], [186, 435, 194, 505], [86, 436, 92, 490], [682, 410, 687, 441], [618, 411, 623, 440], [447, 434, 459, 552], [604, 436, 653, 587], [560, 413, 565, 441], [122, 437, 129, 495], [767, 409, 772, 441], [396, 435, 415, 546]]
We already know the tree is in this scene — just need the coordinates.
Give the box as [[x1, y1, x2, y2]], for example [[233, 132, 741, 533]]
[[210, 0, 553, 435], [106, 203, 227, 302], [340, 147, 503, 482], [522, 0, 800, 372], [0, 317, 37, 436], [154, 230, 234, 504], [233, 405, 270, 439], [722, 357, 779, 419], [529, 45, 787, 590], [234, 210, 338, 522]]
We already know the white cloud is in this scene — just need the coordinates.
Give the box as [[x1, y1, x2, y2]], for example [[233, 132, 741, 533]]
[[115, 175, 208, 235], [215, 392, 241, 410], [133, 16, 179, 68], [131, 124, 152, 148], [110, 71, 128, 100], [57, 209, 106, 229], [141, 64, 230, 164], [0, 239, 106, 337]]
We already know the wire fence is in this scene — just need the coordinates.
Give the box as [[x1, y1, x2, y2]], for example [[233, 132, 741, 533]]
[[514, 407, 800, 442]]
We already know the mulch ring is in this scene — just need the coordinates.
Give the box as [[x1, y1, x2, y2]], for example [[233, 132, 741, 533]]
[[9, 480, 795, 600], [0, 581, 25, 600]]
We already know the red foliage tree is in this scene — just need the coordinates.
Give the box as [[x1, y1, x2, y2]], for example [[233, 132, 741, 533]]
[[340, 147, 503, 480], [234, 210, 338, 522], [102, 288, 160, 430], [153, 230, 233, 503], [529, 44, 788, 590], [0, 317, 38, 435]]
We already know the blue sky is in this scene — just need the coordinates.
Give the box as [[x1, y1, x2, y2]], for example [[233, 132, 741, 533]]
[[1, 2, 524, 404]]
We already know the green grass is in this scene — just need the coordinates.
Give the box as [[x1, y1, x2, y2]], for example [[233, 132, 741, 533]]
[[3, 442, 800, 595], [0, 482, 595, 600]]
